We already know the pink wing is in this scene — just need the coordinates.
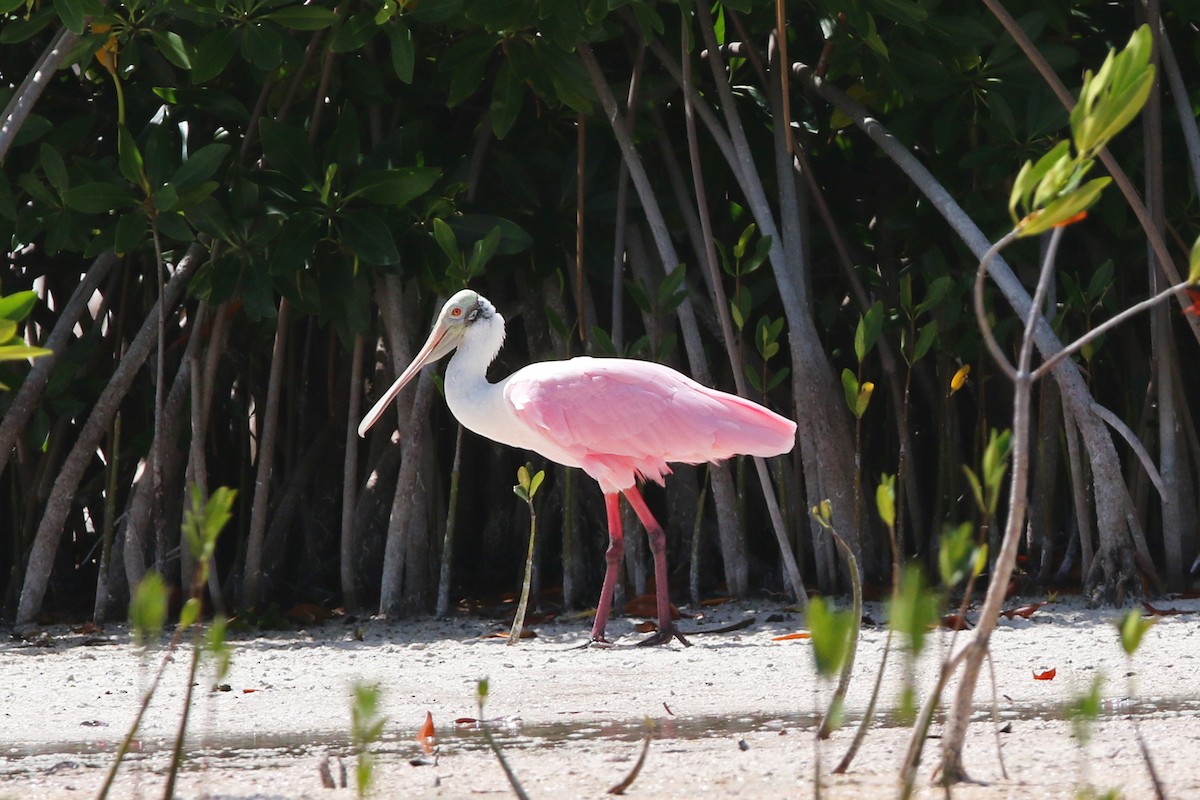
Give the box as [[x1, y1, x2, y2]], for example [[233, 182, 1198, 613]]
[[504, 357, 795, 492]]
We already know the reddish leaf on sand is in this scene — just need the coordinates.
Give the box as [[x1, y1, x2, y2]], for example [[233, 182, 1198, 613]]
[[418, 711, 435, 754], [1143, 601, 1185, 616], [698, 597, 732, 607], [634, 621, 658, 634], [771, 632, 812, 641], [624, 595, 683, 620], [663, 702, 674, 716], [242, 689, 258, 693], [1033, 668, 1057, 681], [453, 718, 479, 726], [941, 614, 971, 630], [1000, 602, 1045, 620]]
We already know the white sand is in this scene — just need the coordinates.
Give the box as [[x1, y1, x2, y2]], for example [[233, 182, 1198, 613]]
[[2, 596, 1198, 799]]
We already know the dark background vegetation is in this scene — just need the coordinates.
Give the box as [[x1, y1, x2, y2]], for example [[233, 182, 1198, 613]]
[[1, 0, 1197, 626]]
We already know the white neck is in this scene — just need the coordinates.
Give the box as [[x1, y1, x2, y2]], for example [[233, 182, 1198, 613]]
[[443, 310, 516, 443]]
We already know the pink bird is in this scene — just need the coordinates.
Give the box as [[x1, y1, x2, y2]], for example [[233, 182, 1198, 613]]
[[359, 289, 796, 645]]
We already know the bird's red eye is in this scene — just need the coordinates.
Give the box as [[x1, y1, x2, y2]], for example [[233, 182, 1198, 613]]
[[451, 308, 462, 317]]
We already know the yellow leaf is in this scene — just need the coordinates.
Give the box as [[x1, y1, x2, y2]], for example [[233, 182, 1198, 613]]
[[950, 364, 970, 395]]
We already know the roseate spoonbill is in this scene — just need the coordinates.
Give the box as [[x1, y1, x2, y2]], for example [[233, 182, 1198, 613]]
[[359, 289, 796, 645]]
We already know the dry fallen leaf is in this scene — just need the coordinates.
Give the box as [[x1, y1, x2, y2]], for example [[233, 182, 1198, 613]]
[[634, 621, 658, 634], [941, 614, 971, 630], [1142, 601, 1185, 617], [1033, 668, 1057, 681], [418, 711, 435, 754], [1000, 602, 1045, 620], [453, 717, 479, 726], [286, 603, 329, 624], [481, 629, 536, 639], [771, 632, 812, 641]]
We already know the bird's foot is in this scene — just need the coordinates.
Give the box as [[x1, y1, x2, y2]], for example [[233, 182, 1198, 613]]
[[636, 623, 692, 647]]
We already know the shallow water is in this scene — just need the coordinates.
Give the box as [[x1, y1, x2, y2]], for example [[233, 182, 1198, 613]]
[[5, 696, 1200, 773]]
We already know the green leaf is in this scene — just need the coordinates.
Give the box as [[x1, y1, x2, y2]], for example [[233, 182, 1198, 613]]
[[191, 28, 237, 83], [0, 290, 39, 322], [911, 320, 937, 363], [1188, 235, 1200, 285], [915, 276, 954, 316], [180, 596, 201, 629], [259, 119, 318, 185], [116, 125, 145, 188], [329, 12, 377, 53], [432, 217, 462, 267], [962, 466, 985, 514], [529, 469, 545, 498], [806, 597, 855, 679], [130, 572, 168, 647], [264, 5, 339, 29], [39, 143, 69, 192], [840, 368, 859, 416], [53, 0, 86, 34], [61, 183, 138, 213], [386, 20, 415, 83], [466, 226, 502, 277], [150, 30, 192, 70], [410, 0, 462, 23], [449, 214, 532, 255], [347, 167, 440, 207], [0, 319, 18, 344], [876, 473, 895, 528], [206, 615, 232, 684], [241, 22, 282, 70], [441, 36, 496, 107], [889, 566, 940, 656], [1087, 260, 1115, 301], [1117, 608, 1156, 656], [1019, 177, 1112, 238], [171, 144, 230, 192], [490, 59, 522, 140], [114, 211, 148, 254], [938, 521, 976, 587], [1009, 141, 1070, 224], [0, 344, 52, 362], [341, 209, 400, 265]]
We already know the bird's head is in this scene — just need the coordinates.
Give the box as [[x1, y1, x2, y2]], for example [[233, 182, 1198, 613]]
[[357, 289, 499, 437]]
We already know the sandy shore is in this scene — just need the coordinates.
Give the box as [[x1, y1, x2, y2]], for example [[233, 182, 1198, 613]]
[[2, 595, 1198, 799]]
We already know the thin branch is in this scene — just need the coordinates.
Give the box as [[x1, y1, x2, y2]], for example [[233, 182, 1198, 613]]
[[0, 28, 79, 164], [1090, 402, 1165, 497]]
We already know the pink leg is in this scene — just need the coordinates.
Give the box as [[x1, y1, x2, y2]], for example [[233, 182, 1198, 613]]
[[590, 493, 624, 643], [622, 486, 690, 647]]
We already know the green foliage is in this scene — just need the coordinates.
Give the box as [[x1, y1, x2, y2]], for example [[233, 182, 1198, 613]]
[[875, 473, 896, 529], [963, 429, 1012, 517], [889, 566, 939, 657], [129, 571, 168, 648], [938, 521, 985, 588], [806, 597, 855, 680], [1068, 675, 1103, 746], [840, 368, 874, 419], [509, 464, 544, 644], [182, 486, 237, 584], [1117, 609, 1156, 656], [0, 289, 51, 383], [351, 683, 387, 799], [1009, 25, 1154, 236]]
